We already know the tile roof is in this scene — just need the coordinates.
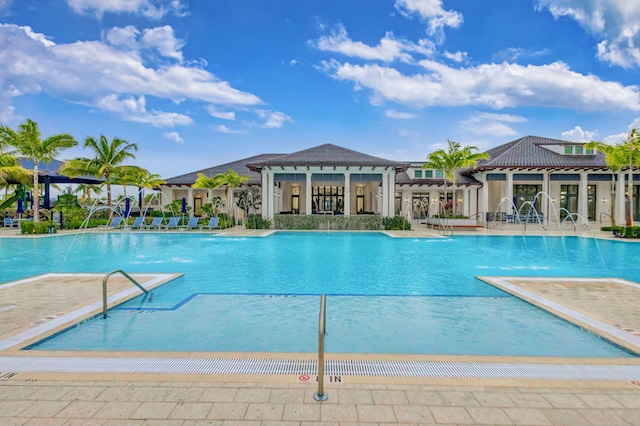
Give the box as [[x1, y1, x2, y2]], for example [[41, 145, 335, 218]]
[[246, 144, 409, 170], [163, 154, 284, 185], [470, 135, 607, 171]]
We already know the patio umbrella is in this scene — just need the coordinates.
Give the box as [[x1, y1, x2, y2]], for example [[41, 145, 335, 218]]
[[181, 197, 187, 214], [17, 197, 23, 216], [124, 197, 131, 217]]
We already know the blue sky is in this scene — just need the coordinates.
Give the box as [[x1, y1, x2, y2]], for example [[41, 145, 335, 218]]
[[1, 0, 640, 179]]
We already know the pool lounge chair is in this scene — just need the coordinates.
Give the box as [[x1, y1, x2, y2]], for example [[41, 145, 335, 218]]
[[204, 217, 220, 230], [3, 217, 14, 228], [129, 217, 145, 230], [185, 217, 200, 230], [164, 216, 180, 230], [145, 217, 163, 230], [99, 216, 123, 229]]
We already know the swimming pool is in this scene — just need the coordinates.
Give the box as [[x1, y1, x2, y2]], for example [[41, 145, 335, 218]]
[[2, 232, 638, 357]]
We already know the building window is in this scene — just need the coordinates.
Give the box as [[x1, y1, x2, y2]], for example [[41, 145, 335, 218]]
[[575, 146, 583, 154], [513, 184, 542, 212], [435, 170, 444, 178], [414, 170, 423, 178], [586, 148, 594, 155], [424, 170, 433, 178], [564, 146, 573, 154], [560, 185, 578, 219]]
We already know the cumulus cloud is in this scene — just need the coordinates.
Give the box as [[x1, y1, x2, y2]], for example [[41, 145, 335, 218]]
[[94, 94, 193, 127], [561, 125, 598, 142], [460, 112, 527, 137], [385, 109, 416, 119], [398, 129, 420, 137], [394, 0, 463, 37], [320, 59, 640, 111], [312, 25, 433, 63], [0, 24, 262, 127], [163, 131, 183, 143], [537, 0, 640, 68], [213, 124, 247, 134], [443, 51, 467, 63], [206, 105, 236, 120], [67, 0, 187, 19], [255, 109, 294, 128]]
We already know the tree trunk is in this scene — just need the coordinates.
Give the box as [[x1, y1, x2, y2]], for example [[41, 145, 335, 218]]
[[626, 169, 634, 227], [32, 161, 39, 222], [106, 183, 112, 207], [610, 180, 616, 228]]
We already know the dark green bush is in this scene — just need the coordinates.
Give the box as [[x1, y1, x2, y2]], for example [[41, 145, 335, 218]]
[[21, 220, 58, 235], [245, 214, 271, 229], [382, 216, 412, 230]]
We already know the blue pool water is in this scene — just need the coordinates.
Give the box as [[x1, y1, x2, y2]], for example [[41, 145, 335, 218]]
[[1, 232, 638, 357]]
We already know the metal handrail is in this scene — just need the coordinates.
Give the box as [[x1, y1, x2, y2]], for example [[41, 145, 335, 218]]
[[313, 294, 328, 402], [102, 269, 149, 319]]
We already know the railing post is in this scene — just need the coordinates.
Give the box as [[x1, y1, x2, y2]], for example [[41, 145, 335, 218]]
[[314, 294, 328, 402], [103, 269, 150, 319]]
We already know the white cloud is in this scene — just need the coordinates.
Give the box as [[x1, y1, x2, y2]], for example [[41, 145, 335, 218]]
[[0, 0, 12, 10], [313, 25, 433, 63], [320, 59, 640, 111], [394, 0, 463, 36], [537, 0, 640, 68], [561, 125, 598, 142], [67, 0, 187, 19], [0, 24, 262, 127], [213, 124, 247, 134], [460, 112, 527, 137], [290, 59, 298, 66], [163, 131, 183, 144], [94, 94, 193, 127], [255, 109, 294, 128], [385, 109, 416, 119], [206, 105, 236, 120], [443, 51, 467, 63], [141, 26, 184, 62]]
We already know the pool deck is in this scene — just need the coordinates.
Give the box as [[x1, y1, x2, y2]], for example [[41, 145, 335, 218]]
[[1, 225, 640, 424]]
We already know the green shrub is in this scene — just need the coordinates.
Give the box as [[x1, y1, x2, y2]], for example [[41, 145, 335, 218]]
[[274, 214, 383, 230], [20, 220, 58, 235], [245, 214, 271, 229], [382, 216, 412, 230]]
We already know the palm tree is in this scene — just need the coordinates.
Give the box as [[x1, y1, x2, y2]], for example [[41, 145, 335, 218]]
[[0, 119, 77, 221], [60, 135, 138, 207], [585, 140, 624, 228], [193, 169, 250, 224], [75, 183, 103, 204], [0, 145, 29, 186], [125, 168, 165, 211], [423, 140, 489, 216], [589, 128, 640, 227]]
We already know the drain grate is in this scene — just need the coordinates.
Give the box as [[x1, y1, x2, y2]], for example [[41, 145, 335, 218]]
[[0, 357, 638, 380], [0, 372, 19, 379]]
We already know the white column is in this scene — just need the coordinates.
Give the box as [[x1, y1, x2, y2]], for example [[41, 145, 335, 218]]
[[479, 175, 489, 221], [542, 172, 549, 224], [186, 187, 193, 214], [344, 172, 350, 216], [578, 172, 589, 224], [305, 171, 312, 215], [615, 172, 625, 225], [463, 188, 469, 216], [506, 172, 513, 213], [381, 173, 389, 216], [261, 171, 269, 219], [388, 171, 395, 216]]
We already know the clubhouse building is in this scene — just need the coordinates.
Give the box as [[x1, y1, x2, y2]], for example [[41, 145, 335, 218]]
[[161, 135, 640, 225]]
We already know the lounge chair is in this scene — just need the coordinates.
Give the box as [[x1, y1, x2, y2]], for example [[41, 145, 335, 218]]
[[164, 217, 180, 230], [99, 216, 123, 229], [145, 217, 163, 230], [204, 217, 220, 230], [185, 217, 200, 230], [3, 218, 13, 228], [129, 216, 145, 230]]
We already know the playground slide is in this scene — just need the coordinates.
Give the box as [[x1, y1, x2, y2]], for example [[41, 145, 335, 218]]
[[0, 194, 17, 210]]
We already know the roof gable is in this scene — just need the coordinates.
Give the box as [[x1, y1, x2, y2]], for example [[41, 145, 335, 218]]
[[246, 144, 408, 170]]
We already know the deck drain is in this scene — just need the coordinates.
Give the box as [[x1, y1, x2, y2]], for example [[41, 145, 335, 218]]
[[0, 372, 20, 379]]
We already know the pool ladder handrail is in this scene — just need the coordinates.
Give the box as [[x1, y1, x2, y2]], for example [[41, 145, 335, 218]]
[[314, 294, 328, 402], [102, 269, 149, 319]]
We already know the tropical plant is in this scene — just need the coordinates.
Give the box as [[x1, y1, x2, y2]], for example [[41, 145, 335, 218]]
[[586, 128, 640, 227], [193, 169, 250, 224], [75, 183, 103, 204], [0, 141, 30, 186], [0, 119, 77, 221], [60, 135, 138, 207], [423, 140, 490, 216]]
